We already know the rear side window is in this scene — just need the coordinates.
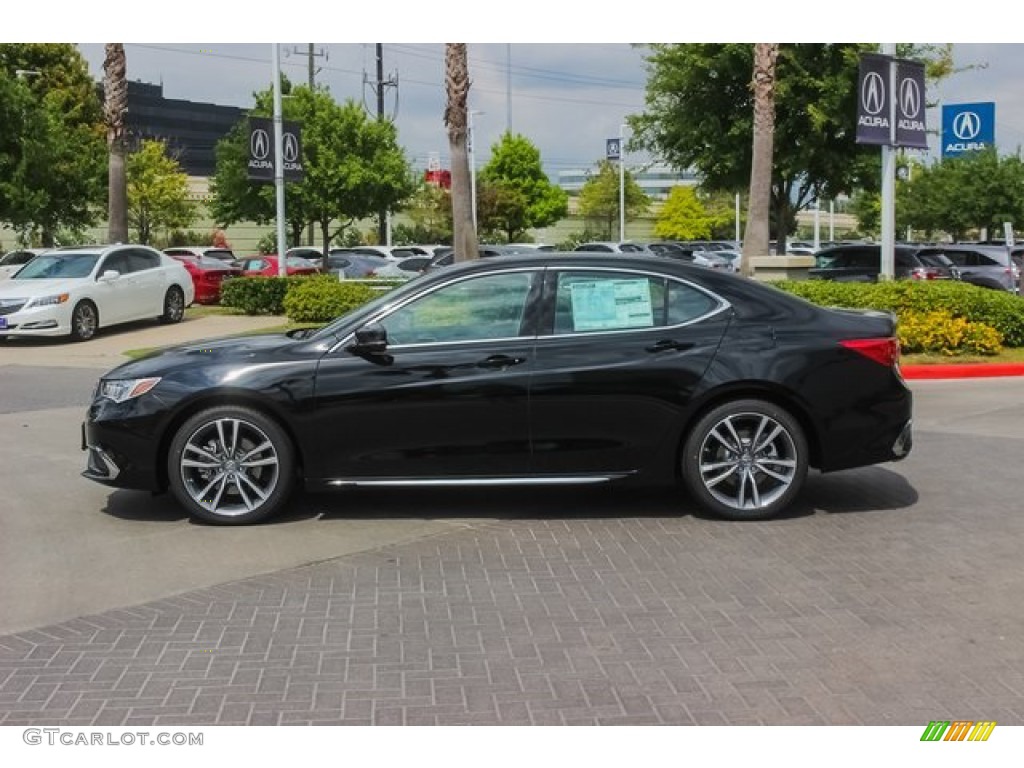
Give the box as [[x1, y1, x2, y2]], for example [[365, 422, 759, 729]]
[[553, 271, 720, 334], [848, 250, 879, 268], [126, 249, 161, 272]]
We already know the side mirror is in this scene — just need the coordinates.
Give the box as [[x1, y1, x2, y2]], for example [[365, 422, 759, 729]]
[[348, 323, 389, 356], [99, 269, 120, 282]]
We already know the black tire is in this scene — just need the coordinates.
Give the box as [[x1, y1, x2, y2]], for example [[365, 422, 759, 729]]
[[681, 398, 808, 521], [167, 405, 296, 525], [159, 286, 186, 324], [69, 301, 98, 342]]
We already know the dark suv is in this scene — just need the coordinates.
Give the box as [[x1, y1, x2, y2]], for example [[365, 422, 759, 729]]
[[810, 244, 959, 283]]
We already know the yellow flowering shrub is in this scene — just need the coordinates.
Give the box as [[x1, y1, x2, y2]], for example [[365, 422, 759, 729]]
[[898, 310, 1003, 356]]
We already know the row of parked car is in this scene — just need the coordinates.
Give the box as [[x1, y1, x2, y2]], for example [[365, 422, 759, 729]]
[[809, 242, 1022, 294]]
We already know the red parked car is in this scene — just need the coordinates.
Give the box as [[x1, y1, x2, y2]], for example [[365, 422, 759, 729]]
[[163, 249, 242, 304], [239, 255, 321, 277]]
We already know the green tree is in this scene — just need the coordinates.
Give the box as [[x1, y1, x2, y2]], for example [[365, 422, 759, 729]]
[[630, 44, 953, 243], [477, 132, 568, 242], [900, 149, 1024, 240], [392, 182, 452, 245], [0, 44, 105, 245], [577, 160, 650, 240], [127, 139, 196, 245], [211, 85, 415, 266], [655, 186, 724, 240]]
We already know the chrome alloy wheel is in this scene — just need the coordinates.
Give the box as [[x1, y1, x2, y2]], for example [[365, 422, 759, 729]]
[[697, 411, 799, 512], [71, 302, 97, 341], [179, 417, 280, 517]]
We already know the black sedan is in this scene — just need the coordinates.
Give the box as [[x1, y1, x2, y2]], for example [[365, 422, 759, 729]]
[[82, 253, 912, 525]]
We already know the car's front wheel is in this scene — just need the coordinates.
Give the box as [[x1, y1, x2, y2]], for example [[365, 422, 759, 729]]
[[69, 300, 98, 342], [167, 405, 296, 524], [681, 399, 808, 520], [159, 286, 185, 324]]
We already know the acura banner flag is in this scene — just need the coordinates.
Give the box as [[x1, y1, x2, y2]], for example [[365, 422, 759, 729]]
[[856, 53, 891, 146], [247, 117, 304, 182], [895, 59, 927, 149], [856, 53, 927, 149]]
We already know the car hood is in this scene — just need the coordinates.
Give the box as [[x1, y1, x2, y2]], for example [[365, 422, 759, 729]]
[[0, 278, 85, 297], [101, 331, 333, 380]]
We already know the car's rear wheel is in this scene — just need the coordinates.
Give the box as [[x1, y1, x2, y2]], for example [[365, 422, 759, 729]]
[[159, 286, 185, 324], [69, 301, 98, 342], [681, 399, 807, 520], [167, 405, 295, 525]]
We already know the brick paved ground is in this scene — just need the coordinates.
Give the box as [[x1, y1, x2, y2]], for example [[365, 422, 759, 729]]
[[2, 425, 1023, 726]]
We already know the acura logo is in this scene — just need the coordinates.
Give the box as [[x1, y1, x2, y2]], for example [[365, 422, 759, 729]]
[[250, 129, 270, 160], [861, 72, 886, 115], [283, 132, 299, 163], [899, 77, 921, 119], [952, 111, 982, 141]]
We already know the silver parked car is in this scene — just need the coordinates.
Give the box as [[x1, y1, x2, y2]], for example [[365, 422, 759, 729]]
[[919, 245, 1020, 293]]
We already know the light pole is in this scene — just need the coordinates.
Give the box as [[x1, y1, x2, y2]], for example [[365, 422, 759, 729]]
[[469, 110, 484, 233], [16, 69, 41, 80], [272, 44, 287, 278], [618, 123, 627, 243]]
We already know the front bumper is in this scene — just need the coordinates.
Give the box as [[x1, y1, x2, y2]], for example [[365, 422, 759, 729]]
[[0, 303, 70, 337], [81, 404, 165, 492]]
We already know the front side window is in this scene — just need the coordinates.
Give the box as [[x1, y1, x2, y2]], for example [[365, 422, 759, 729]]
[[552, 271, 720, 334], [379, 271, 535, 346]]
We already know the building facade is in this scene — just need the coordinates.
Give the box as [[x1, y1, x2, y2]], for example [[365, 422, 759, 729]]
[[100, 81, 246, 177]]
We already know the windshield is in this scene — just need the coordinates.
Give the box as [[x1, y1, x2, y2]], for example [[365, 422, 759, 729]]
[[13, 252, 100, 279]]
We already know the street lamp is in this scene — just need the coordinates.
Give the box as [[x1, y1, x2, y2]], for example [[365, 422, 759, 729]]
[[618, 123, 627, 243], [469, 109, 485, 232], [15, 69, 41, 79]]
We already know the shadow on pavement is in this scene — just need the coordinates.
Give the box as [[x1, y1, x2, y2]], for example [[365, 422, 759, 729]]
[[0, 317, 193, 347], [101, 465, 918, 526]]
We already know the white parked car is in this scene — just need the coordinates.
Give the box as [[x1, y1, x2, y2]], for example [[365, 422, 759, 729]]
[[0, 248, 48, 280], [0, 245, 194, 342]]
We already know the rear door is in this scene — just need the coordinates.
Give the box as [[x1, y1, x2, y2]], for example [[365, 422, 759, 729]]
[[124, 248, 166, 317], [529, 267, 731, 476]]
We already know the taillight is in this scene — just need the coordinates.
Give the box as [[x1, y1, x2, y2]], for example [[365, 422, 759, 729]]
[[910, 267, 942, 280], [840, 337, 900, 367]]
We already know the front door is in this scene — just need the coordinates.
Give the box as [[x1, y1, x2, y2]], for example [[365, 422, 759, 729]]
[[309, 269, 541, 481]]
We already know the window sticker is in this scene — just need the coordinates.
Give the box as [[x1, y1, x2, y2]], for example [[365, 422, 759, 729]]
[[569, 279, 653, 331]]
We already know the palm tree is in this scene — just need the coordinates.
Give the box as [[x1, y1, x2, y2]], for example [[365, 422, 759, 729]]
[[741, 43, 778, 278], [104, 43, 129, 244], [444, 43, 478, 262]]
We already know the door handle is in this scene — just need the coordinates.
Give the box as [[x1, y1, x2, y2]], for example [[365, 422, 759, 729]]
[[477, 354, 526, 369], [646, 339, 693, 353]]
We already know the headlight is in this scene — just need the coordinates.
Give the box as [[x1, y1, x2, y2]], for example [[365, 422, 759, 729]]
[[98, 377, 162, 403], [26, 293, 69, 308]]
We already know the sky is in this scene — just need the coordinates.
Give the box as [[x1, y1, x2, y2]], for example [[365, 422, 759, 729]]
[[15, 2, 1024, 180]]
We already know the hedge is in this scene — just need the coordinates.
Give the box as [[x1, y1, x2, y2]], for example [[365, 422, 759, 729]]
[[220, 275, 315, 315], [282, 279, 380, 323], [771, 280, 1024, 347], [221, 275, 401, 318]]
